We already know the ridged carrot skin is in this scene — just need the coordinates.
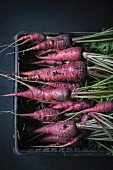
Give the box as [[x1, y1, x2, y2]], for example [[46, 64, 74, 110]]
[[82, 100, 113, 113], [52, 99, 94, 112], [19, 108, 61, 122], [32, 60, 63, 66], [0, 33, 46, 53], [38, 135, 75, 144], [37, 49, 60, 56], [2, 87, 71, 102], [37, 47, 82, 61], [18, 33, 46, 43], [81, 114, 90, 123], [21, 61, 86, 82], [33, 120, 77, 137], [20, 34, 71, 52], [40, 81, 83, 91], [51, 100, 74, 110]]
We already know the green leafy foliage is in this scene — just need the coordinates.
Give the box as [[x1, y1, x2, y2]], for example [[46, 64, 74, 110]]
[[82, 41, 113, 55]]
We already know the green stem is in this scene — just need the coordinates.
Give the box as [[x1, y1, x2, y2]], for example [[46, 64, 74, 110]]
[[72, 90, 113, 95], [87, 137, 113, 141], [72, 94, 113, 99], [76, 123, 103, 130], [96, 141, 113, 154], [73, 29, 113, 41], [93, 113, 113, 129], [85, 56, 113, 71], [83, 52, 113, 58], [88, 66, 113, 74], [95, 112, 113, 120], [90, 113, 113, 129], [89, 131, 113, 137], [75, 38, 113, 43], [90, 113, 113, 140], [77, 75, 113, 91]]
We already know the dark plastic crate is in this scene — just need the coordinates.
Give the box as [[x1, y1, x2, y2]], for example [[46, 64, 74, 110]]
[[13, 31, 108, 156]]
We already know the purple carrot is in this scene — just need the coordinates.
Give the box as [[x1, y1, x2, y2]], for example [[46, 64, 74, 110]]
[[37, 49, 60, 56], [0, 33, 46, 53], [19, 108, 61, 122], [0, 74, 71, 102], [32, 60, 63, 66], [38, 135, 75, 144], [32, 132, 86, 148], [6, 34, 71, 55], [58, 99, 94, 113], [20, 61, 86, 82], [1, 87, 71, 102], [81, 100, 113, 113], [37, 81, 83, 91], [81, 114, 90, 123], [37, 47, 82, 61], [51, 100, 74, 111], [33, 120, 77, 138]]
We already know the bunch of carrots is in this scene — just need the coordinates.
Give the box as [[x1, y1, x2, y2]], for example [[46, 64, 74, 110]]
[[0, 29, 113, 154]]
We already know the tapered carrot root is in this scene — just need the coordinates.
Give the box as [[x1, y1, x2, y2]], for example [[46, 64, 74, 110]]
[[37, 47, 82, 61], [1, 86, 71, 102], [1, 33, 46, 53], [52, 99, 94, 112], [81, 100, 113, 113], [67, 100, 113, 122], [38, 135, 74, 144], [37, 49, 60, 56], [19, 108, 61, 122], [6, 34, 71, 55], [2, 89, 33, 98], [20, 61, 86, 82], [32, 132, 86, 148], [0, 73, 71, 101], [1, 87, 71, 102], [81, 114, 90, 123], [20, 61, 83, 76], [32, 81, 83, 91], [32, 60, 63, 66], [51, 100, 73, 110], [33, 120, 78, 138]]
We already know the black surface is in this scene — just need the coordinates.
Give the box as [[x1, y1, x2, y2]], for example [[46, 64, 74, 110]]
[[0, 0, 113, 169]]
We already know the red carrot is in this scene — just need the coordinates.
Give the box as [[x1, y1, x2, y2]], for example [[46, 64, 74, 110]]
[[68, 100, 113, 121], [81, 114, 90, 123], [51, 100, 73, 110], [2, 87, 71, 102], [37, 47, 82, 61], [54, 99, 94, 113], [32, 60, 63, 66], [19, 108, 61, 122], [32, 132, 86, 148], [20, 61, 86, 82], [38, 135, 75, 144], [0, 74, 71, 102], [33, 120, 77, 137], [17, 33, 46, 44], [37, 49, 60, 56], [0, 33, 46, 53], [6, 34, 71, 55], [36, 81, 83, 91], [81, 100, 113, 113]]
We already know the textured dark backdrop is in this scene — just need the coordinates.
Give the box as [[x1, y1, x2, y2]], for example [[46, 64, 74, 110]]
[[0, 0, 113, 170]]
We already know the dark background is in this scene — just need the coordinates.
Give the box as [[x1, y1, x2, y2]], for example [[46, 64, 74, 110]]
[[0, 0, 113, 169]]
